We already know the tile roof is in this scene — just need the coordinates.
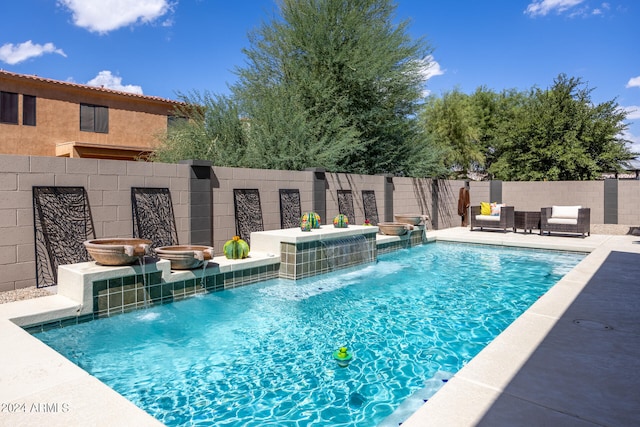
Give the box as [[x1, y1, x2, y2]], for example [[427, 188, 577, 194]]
[[0, 69, 182, 105]]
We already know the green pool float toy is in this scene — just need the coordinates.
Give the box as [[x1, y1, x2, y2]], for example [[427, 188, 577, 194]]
[[333, 346, 353, 367]]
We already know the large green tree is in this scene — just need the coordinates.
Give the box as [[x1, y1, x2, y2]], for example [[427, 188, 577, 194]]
[[156, 0, 433, 175], [241, 0, 434, 174], [420, 89, 482, 177], [488, 74, 635, 180], [420, 75, 635, 180], [151, 92, 248, 166]]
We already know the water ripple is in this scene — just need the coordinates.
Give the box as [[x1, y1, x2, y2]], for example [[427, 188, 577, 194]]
[[35, 243, 583, 427]]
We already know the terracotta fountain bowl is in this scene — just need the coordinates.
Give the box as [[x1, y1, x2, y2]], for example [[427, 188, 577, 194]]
[[394, 214, 425, 226], [377, 222, 409, 236], [84, 238, 152, 266], [155, 245, 214, 270]]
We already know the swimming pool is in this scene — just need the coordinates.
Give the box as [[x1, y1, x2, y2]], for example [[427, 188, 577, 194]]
[[34, 242, 584, 426]]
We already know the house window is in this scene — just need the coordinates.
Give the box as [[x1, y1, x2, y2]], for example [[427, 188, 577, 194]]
[[0, 91, 18, 124], [23, 95, 36, 126], [80, 104, 109, 133], [168, 115, 187, 128]]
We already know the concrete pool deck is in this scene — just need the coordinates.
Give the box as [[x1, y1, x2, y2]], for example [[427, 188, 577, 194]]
[[1, 228, 639, 426]]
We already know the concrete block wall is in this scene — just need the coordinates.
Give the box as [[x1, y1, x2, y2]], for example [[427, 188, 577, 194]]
[[469, 181, 490, 206], [324, 172, 386, 225], [2, 153, 639, 293], [392, 177, 433, 220], [502, 181, 605, 223], [210, 166, 313, 252], [436, 179, 468, 229], [0, 154, 190, 292], [392, 178, 467, 229], [618, 180, 640, 225]]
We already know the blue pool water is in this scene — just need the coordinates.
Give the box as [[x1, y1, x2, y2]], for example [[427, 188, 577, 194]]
[[35, 243, 583, 426]]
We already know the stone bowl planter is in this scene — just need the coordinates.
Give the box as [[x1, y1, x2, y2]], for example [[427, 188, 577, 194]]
[[155, 245, 214, 270], [84, 238, 152, 266], [394, 214, 426, 226], [377, 222, 410, 236]]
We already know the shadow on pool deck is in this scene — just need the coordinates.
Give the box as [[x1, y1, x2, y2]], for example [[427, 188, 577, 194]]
[[475, 250, 640, 426]]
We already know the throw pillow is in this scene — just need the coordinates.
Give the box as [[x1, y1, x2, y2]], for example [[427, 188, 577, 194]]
[[481, 202, 491, 215], [490, 202, 502, 216]]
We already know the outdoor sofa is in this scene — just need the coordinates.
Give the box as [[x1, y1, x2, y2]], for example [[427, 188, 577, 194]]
[[540, 206, 590, 237], [470, 204, 515, 232]]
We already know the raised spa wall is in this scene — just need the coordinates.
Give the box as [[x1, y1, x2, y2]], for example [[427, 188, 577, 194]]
[[26, 225, 426, 331]]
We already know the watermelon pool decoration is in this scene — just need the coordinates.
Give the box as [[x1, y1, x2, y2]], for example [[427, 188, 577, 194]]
[[301, 212, 321, 229], [333, 214, 349, 228]]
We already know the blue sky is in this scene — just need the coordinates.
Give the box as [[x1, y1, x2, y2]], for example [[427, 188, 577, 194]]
[[2, 0, 639, 155]]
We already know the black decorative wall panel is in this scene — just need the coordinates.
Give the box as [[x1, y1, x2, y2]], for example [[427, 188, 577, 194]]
[[32, 186, 95, 288], [337, 190, 355, 224], [131, 187, 178, 249], [233, 189, 264, 244], [279, 189, 302, 229], [362, 190, 379, 225]]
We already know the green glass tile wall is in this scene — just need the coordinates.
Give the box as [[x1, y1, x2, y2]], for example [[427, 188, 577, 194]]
[[91, 264, 279, 318], [279, 234, 377, 280], [222, 263, 279, 289], [376, 228, 426, 255], [26, 232, 422, 330]]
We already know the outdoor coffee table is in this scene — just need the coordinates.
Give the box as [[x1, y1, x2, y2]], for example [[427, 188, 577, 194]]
[[515, 210, 541, 233]]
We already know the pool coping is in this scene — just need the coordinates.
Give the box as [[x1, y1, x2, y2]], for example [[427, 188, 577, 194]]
[[1, 228, 639, 426]]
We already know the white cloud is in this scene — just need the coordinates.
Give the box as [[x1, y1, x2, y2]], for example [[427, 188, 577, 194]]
[[626, 76, 640, 89], [621, 109, 640, 158], [623, 130, 640, 159], [0, 40, 66, 65], [420, 55, 445, 81], [58, 0, 173, 33], [622, 106, 640, 120], [418, 56, 444, 97], [591, 3, 610, 15], [86, 70, 143, 94], [627, 131, 640, 145], [525, 0, 586, 17]]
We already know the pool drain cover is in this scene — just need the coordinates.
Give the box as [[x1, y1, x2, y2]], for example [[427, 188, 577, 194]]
[[573, 319, 613, 331]]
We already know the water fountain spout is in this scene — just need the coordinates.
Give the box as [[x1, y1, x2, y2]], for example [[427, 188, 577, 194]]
[[320, 235, 374, 271], [193, 248, 214, 262], [155, 245, 215, 270], [137, 255, 150, 309], [124, 244, 150, 257]]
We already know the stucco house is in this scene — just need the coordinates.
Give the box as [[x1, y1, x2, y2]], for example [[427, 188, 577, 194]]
[[0, 70, 182, 160]]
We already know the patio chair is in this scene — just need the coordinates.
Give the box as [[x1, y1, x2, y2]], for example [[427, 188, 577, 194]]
[[540, 206, 590, 237], [470, 204, 515, 232]]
